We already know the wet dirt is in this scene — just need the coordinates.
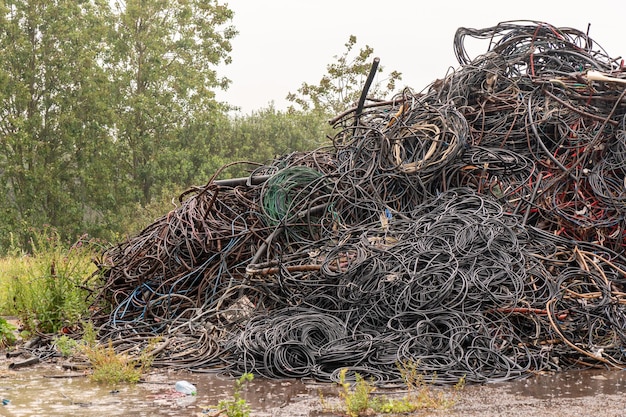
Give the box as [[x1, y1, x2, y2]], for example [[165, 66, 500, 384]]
[[438, 369, 626, 417], [2, 355, 626, 417]]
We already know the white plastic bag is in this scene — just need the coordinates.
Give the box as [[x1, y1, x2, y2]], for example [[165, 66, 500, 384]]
[[174, 380, 197, 395]]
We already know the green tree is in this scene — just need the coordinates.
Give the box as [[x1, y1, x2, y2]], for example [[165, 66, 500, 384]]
[[286, 35, 402, 116], [222, 105, 332, 176], [163, 111, 232, 187], [113, 105, 333, 237], [0, 0, 116, 250], [109, 0, 237, 206]]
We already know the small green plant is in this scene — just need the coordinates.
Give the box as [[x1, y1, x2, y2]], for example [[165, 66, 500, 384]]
[[82, 340, 143, 384], [54, 335, 80, 357], [79, 323, 159, 385], [396, 361, 463, 410], [376, 396, 418, 414], [337, 368, 375, 417], [81, 339, 157, 384], [0, 317, 17, 348], [217, 373, 254, 417], [81, 320, 98, 347], [324, 365, 465, 416]]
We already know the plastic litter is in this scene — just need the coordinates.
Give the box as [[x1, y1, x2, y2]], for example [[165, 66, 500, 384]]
[[174, 380, 197, 395]]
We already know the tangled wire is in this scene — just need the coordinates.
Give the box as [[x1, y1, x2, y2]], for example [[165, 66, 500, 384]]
[[91, 21, 626, 385]]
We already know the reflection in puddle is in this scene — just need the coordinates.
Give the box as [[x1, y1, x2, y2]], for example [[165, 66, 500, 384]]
[[503, 369, 626, 399], [0, 366, 319, 416], [1, 366, 625, 416]]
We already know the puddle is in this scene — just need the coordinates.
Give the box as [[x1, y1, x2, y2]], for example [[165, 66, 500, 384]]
[[0, 365, 324, 417], [1, 364, 626, 416], [502, 369, 626, 399]]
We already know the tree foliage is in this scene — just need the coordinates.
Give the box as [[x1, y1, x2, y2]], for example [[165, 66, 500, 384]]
[[0, 1, 381, 254], [0, 0, 116, 248], [109, 0, 237, 205], [225, 105, 332, 172], [0, 0, 237, 251], [286, 35, 402, 116]]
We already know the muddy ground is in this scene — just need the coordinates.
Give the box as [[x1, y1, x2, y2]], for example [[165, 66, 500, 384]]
[[1, 351, 625, 417]]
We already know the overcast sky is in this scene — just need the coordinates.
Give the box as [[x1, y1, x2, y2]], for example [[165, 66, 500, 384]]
[[216, 0, 624, 114]]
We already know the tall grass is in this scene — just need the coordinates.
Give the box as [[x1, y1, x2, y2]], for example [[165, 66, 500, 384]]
[[0, 227, 102, 334]]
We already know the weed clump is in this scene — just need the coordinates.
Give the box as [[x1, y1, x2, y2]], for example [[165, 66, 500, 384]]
[[53, 322, 158, 385], [324, 365, 465, 416], [217, 373, 254, 417], [81, 323, 158, 384], [0, 317, 16, 348], [2, 227, 101, 335]]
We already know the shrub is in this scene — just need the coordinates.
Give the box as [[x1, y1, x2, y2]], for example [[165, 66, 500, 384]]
[[4, 227, 101, 334], [325, 365, 465, 416], [0, 317, 17, 348], [80, 323, 158, 385]]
